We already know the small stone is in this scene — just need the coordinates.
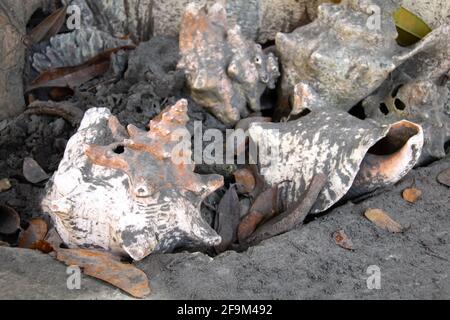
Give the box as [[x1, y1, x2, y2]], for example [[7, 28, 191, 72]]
[[22, 157, 49, 184], [0, 178, 12, 192], [0, 241, 10, 247], [402, 188, 422, 203], [437, 168, 450, 187]]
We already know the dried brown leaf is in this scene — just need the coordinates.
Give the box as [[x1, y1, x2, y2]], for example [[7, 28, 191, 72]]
[[437, 168, 450, 187], [56, 248, 151, 298], [18, 218, 49, 248], [332, 230, 354, 251], [0, 178, 12, 193], [402, 188, 422, 203], [214, 186, 241, 253], [27, 46, 135, 92], [23, 157, 49, 184], [364, 208, 404, 233], [234, 168, 256, 194], [30, 240, 54, 254], [24, 5, 69, 46], [247, 174, 327, 245], [0, 205, 20, 235]]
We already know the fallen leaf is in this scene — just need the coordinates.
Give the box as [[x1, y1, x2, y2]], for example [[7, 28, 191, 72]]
[[394, 7, 432, 47], [247, 174, 327, 245], [237, 186, 279, 243], [234, 168, 256, 194], [333, 230, 354, 251], [27, 46, 135, 92], [0, 241, 10, 247], [56, 248, 151, 298], [402, 188, 422, 203], [364, 208, 403, 233], [29, 240, 54, 254], [214, 186, 241, 253], [237, 211, 265, 243], [24, 5, 69, 46], [437, 168, 450, 187], [23, 157, 49, 184], [26, 100, 84, 127], [0, 205, 20, 235], [0, 178, 12, 192], [44, 228, 64, 250], [18, 218, 49, 248]]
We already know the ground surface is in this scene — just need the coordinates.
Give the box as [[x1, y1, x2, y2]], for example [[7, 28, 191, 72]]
[[1, 155, 448, 300]]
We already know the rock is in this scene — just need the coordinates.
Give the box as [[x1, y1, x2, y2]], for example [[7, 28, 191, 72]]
[[22, 157, 49, 184]]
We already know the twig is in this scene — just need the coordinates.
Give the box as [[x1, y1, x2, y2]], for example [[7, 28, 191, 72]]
[[25, 100, 84, 127]]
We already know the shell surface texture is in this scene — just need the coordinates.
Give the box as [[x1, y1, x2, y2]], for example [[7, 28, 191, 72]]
[[42, 99, 224, 261], [178, 3, 280, 125]]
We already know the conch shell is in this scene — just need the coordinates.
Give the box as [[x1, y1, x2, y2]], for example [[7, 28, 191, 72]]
[[249, 85, 424, 213], [42, 100, 224, 261], [276, 0, 449, 114], [178, 3, 280, 125]]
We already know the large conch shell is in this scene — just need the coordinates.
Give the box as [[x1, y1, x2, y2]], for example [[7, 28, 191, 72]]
[[42, 100, 224, 261], [178, 3, 280, 125], [248, 86, 424, 213], [276, 0, 449, 114]]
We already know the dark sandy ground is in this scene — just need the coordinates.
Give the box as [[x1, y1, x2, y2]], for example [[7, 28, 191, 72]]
[[0, 155, 448, 300]]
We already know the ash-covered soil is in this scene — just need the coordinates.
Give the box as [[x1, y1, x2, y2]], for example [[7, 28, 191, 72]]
[[0, 155, 449, 299]]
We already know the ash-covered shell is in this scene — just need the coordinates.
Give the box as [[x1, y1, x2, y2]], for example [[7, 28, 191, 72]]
[[32, 27, 132, 73], [362, 25, 450, 165], [42, 100, 224, 261], [178, 3, 280, 125], [248, 91, 424, 213], [276, 0, 448, 114]]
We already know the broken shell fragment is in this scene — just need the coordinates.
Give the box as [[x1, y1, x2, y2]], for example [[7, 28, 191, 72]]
[[42, 99, 224, 261], [276, 0, 448, 114], [178, 3, 280, 125], [249, 100, 424, 213]]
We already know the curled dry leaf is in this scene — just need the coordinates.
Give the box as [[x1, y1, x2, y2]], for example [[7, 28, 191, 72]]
[[237, 186, 279, 243], [27, 46, 135, 92], [23, 157, 49, 184], [55, 249, 151, 298], [0, 205, 20, 235], [402, 188, 422, 203], [214, 186, 241, 254], [332, 230, 354, 251], [364, 209, 404, 233], [394, 7, 432, 47], [24, 4, 69, 46], [234, 168, 256, 194], [0, 178, 12, 193], [437, 168, 450, 187], [29, 240, 54, 254], [246, 174, 327, 245], [18, 218, 49, 249], [26, 100, 84, 127]]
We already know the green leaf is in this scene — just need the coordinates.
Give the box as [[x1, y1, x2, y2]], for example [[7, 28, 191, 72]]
[[394, 7, 432, 47]]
